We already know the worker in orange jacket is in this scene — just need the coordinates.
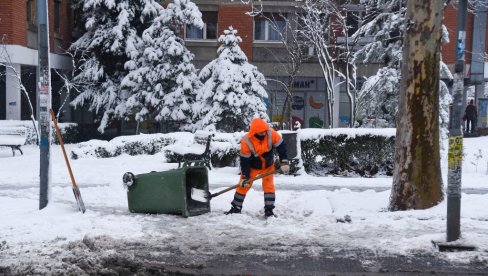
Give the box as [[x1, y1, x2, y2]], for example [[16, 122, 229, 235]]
[[225, 118, 289, 217]]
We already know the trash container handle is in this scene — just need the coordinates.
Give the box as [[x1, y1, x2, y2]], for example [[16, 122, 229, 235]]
[[182, 160, 206, 168]]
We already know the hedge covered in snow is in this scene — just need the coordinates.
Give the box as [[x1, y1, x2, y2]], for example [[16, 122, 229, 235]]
[[71, 133, 183, 159], [299, 128, 396, 176], [70, 131, 243, 167], [0, 120, 78, 145], [70, 128, 396, 176]]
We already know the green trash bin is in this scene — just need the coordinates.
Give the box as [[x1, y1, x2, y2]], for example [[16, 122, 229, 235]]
[[123, 160, 210, 217]]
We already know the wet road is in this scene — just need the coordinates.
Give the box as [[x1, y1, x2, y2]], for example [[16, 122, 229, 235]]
[[2, 237, 487, 275]]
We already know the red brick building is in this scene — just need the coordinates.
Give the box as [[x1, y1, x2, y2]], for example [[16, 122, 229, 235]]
[[0, 0, 73, 121]]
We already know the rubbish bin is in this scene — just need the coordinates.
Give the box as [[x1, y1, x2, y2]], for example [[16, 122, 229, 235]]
[[124, 160, 210, 217], [280, 131, 298, 159]]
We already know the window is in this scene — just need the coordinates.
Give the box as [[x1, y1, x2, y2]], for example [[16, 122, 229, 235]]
[[254, 13, 286, 41], [346, 10, 363, 37], [54, 0, 61, 33], [26, 0, 36, 26], [185, 11, 218, 40]]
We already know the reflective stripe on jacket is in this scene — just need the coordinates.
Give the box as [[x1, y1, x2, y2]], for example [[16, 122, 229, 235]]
[[240, 118, 287, 178]]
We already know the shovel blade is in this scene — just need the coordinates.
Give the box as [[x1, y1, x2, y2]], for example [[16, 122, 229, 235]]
[[191, 188, 210, 203], [72, 187, 86, 213]]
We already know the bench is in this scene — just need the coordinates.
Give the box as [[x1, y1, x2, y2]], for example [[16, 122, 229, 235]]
[[0, 127, 27, 156], [165, 132, 215, 170]]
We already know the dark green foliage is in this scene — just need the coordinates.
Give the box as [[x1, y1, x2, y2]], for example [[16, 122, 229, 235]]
[[53, 124, 80, 145], [164, 148, 239, 168], [301, 134, 395, 176], [210, 148, 239, 168]]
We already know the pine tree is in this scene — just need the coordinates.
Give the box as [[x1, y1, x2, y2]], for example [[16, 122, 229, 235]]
[[70, 0, 160, 132], [192, 27, 269, 132], [353, 0, 405, 126], [122, 0, 203, 130]]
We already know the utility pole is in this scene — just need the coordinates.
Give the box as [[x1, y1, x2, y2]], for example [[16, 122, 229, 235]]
[[38, 0, 52, 210], [446, 0, 467, 242]]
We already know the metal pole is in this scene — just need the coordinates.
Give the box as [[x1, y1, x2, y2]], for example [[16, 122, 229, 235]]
[[38, 0, 52, 210], [446, 0, 468, 242]]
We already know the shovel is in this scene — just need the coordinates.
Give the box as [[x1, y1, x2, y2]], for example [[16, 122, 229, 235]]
[[191, 169, 281, 203], [50, 109, 86, 213]]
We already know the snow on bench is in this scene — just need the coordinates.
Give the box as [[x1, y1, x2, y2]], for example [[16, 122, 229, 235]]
[[0, 127, 27, 156], [164, 131, 215, 170]]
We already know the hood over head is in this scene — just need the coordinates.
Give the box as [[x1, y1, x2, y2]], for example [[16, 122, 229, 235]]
[[249, 118, 270, 135]]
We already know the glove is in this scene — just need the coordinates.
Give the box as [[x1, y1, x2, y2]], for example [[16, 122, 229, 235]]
[[280, 160, 290, 175], [239, 178, 250, 188]]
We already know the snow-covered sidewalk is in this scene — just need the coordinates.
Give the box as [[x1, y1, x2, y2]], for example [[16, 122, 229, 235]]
[[0, 136, 487, 274]]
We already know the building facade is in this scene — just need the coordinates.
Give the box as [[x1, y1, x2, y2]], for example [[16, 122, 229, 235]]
[[1, 1, 487, 132], [187, 0, 488, 130], [0, 0, 73, 122]]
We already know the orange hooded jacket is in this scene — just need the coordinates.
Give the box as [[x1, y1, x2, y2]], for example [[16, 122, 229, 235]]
[[240, 118, 288, 179]]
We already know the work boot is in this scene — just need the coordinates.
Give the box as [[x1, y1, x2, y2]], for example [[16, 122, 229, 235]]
[[225, 205, 241, 215], [264, 207, 275, 218]]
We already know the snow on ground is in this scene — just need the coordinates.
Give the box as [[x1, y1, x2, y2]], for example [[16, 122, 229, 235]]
[[0, 135, 488, 273]]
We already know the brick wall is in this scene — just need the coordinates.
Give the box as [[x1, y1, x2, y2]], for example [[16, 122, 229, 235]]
[[48, 0, 72, 52], [442, 4, 474, 66], [0, 0, 71, 53], [0, 1, 28, 46], [0, 1, 13, 42], [218, 4, 253, 61]]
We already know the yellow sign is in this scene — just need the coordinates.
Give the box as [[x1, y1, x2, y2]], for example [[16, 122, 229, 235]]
[[272, 115, 284, 122], [448, 136, 463, 169]]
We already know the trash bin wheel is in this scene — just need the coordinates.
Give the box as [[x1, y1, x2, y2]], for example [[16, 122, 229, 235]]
[[123, 172, 135, 188]]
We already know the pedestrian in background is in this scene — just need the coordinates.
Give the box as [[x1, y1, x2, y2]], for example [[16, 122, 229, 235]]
[[464, 99, 478, 134]]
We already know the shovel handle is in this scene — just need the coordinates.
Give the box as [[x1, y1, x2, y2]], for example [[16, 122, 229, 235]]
[[209, 169, 281, 199]]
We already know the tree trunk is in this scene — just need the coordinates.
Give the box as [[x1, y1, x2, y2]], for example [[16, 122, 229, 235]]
[[389, 0, 444, 211]]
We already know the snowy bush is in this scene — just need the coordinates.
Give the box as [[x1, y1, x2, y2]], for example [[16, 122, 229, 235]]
[[70, 128, 397, 177], [299, 128, 396, 176], [70, 133, 179, 159]]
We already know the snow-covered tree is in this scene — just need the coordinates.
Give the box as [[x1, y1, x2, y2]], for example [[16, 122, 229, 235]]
[[354, 0, 452, 135], [70, 0, 161, 132], [192, 27, 269, 132], [122, 0, 203, 130], [353, 0, 405, 126], [300, 0, 339, 128]]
